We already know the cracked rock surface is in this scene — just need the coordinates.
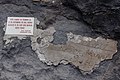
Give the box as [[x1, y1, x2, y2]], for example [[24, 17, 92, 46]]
[[0, 0, 120, 80]]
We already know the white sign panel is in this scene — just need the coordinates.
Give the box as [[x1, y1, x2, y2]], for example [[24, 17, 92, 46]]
[[5, 17, 35, 35]]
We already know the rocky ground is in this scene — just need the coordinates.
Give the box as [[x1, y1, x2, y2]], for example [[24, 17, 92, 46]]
[[0, 0, 120, 80]]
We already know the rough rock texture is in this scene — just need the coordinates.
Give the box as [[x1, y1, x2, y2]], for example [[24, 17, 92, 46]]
[[62, 0, 120, 39], [31, 27, 56, 61], [30, 27, 117, 72], [45, 33, 117, 72], [0, 0, 120, 80]]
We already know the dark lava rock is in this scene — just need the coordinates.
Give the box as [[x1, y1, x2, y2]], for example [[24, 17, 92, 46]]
[[62, 0, 120, 39], [52, 31, 68, 45], [0, 0, 120, 80]]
